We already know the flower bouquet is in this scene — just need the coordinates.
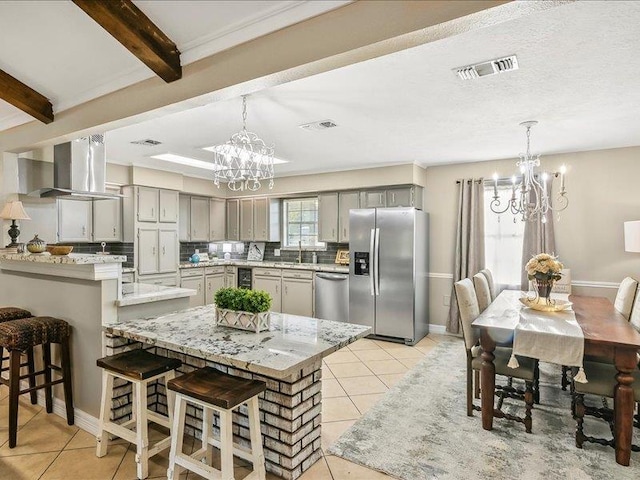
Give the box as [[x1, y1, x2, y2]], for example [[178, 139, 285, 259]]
[[525, 253, 563, 303]]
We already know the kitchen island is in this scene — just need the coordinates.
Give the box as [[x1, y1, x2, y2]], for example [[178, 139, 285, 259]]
[[103, 305, 371, 479]]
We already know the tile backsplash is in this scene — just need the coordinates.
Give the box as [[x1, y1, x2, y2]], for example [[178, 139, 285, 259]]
[[180, 241, 348, 264]]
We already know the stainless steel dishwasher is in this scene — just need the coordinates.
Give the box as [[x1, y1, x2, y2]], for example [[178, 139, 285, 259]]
[[314, 273, 349, 322]]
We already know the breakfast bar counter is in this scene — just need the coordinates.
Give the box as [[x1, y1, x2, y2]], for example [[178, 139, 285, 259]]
[[103, 306, 371, 479]]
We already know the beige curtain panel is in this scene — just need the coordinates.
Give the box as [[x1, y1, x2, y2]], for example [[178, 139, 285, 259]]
[[447, 179, 485, 334]]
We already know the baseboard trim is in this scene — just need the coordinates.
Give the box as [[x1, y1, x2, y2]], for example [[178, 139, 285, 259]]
[[18, 379, 100, 436], [428, 324, 448, 335]]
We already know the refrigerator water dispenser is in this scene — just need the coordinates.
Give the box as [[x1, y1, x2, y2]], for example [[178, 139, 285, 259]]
[[354, 252, 370, 276]]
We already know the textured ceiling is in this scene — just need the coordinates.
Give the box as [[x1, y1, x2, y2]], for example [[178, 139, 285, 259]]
[[104, 1, 640, 179]]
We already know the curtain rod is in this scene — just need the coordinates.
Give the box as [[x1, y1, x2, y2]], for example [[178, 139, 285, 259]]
[[455, 179, 484, 185]]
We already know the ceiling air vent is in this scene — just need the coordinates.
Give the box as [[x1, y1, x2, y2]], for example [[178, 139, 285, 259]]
[[299, 119, 338, 131], [455, 55, 519, 80], [131, 139, 162, 146]]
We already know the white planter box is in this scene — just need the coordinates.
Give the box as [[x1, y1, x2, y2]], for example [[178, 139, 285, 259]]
[[215, 307, 271, 333]]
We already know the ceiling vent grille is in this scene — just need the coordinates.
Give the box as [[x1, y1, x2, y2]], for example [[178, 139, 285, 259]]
[[131, 139, 162, 146], [299, 119, 338, 131], [455, 55, 518, 80]]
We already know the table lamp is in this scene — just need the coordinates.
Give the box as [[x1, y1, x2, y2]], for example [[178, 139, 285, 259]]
[[0, 201, 31, 247], [624, 221, 640, 253]]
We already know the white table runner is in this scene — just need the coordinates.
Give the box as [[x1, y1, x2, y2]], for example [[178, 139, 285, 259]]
[[508, 294, 588, 383]]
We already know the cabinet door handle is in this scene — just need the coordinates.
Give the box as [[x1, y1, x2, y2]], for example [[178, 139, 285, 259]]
[[285, 285, 288, 295], [343, 228, 347, 238], [152, 246, 156, 255], [151, 207, 154, 217], [332, 228, 335, 238], [392, 192, 396, 203], [113, 226, 117, 236], [162, 246, 166, 255], [275, 284, 279, 293], [163, 208, 166, 218], [82, 226, 86, 236]]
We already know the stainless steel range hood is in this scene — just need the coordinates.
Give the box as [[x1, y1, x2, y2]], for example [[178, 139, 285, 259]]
[[28, 135, 122, 200]]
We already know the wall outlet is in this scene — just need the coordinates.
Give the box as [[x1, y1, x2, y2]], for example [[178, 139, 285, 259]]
[[274, 248, 281, 257], [443, 295, 451, 307]]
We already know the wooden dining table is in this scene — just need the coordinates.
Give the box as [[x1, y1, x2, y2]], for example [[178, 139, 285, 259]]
[[472, 290, 640, 466]]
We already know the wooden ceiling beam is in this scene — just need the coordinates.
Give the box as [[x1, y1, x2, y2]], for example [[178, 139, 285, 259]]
[[0, 69, 54, 124], [72, 0, 182, 83]]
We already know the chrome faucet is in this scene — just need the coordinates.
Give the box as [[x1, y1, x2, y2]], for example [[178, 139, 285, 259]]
[[298, 240, 302, 264]]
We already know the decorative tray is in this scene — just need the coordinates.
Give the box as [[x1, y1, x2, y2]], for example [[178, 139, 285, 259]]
[[519, 297, 573, 312]]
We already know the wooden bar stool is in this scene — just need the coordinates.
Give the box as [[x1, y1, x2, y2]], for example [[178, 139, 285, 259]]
[[96, 349, 182, 479], [0, 316, 74, 448], [166, 367, 267, 480]]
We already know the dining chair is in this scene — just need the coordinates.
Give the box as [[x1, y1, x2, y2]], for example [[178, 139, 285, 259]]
[[573, 360, 640, 452], [614, 276, 639, 320], [479, 269, 496, 300], [454, 278, 537, 432], [473, 273, 492, 313]]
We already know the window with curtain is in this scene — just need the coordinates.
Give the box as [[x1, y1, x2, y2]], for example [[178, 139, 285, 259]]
[[282, 198, 326, 249], [484, 183, 525, 288]]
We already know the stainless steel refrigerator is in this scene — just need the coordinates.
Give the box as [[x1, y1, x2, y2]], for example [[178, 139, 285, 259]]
[[349, 208, 429, 345]]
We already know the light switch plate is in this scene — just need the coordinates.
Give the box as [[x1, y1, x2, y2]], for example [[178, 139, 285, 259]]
[[443, 295, 451, 306], [274, 249, 281, 257]]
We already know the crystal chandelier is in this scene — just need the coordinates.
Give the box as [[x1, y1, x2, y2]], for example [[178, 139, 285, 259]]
[[212, 95, 275, 191], [490, 121, 568, 222]]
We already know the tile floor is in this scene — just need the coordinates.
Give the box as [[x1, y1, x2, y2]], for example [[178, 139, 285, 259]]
[[0, 334, 445, 480]]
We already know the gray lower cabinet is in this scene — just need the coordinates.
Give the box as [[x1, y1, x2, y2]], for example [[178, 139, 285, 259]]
[[158, 229, 178, 273], [205, 273, 225, 305], [282, 272, 314, 317], [224, 266, 237, 288], [253, 269, 282, 312], [181, 276, 205, 308]]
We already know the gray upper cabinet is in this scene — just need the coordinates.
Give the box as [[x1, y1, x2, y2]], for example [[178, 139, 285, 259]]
[[360, 186, 423, 209], [159, 190, 178, 223], [58, 198, 93, 242], [387, 187, 419, 207], [338, 192, 359, 243], [359, 190, 386, 208], [226, 199, 240, 241], [209, 198, 226, 241], [318, 193, 339, 243], [178, 195, 190, 241], [253, 197, 281, 242], [92, 198, 122, 242], [190, 197, 210, 242], [137, 187, 159, 222], [239, 198, 254, 241], [158, 229, 178, 273]]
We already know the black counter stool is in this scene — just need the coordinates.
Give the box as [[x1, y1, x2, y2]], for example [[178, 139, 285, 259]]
[[0, 316, 74, 448], [96, 349, 182, 479], [166, 367, 267, 480]]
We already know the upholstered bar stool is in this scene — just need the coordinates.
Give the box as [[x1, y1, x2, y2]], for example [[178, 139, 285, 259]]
[[0, 316, 74, 448], [96, 349, 182, 479], [166, 367, 267, 480], [0, 307, 35, 399]]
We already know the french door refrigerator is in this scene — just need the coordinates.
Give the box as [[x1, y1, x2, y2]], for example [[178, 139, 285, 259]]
[[349, 207, 429, 345]]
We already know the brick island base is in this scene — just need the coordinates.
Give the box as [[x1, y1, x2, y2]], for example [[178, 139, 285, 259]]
[[105, 334, 323, 480]]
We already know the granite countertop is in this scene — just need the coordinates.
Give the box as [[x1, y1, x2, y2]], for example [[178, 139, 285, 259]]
[[0, 252, 127, 265], [122, 267, 136, 274], [103, 305, 370, 378], [117, 283, 196, 307], [179, 260, 349, 274]]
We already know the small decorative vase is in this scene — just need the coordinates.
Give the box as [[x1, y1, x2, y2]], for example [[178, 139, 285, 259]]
[[535, 278, 554, 301], [26, 234, 47, 254], [189, 253, 200, 264]]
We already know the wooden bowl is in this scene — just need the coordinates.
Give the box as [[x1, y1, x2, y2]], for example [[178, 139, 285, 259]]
[[46, 245, 74, 256]]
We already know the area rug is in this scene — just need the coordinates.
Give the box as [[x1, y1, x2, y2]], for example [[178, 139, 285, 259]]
[[328, 337, 640, 480]]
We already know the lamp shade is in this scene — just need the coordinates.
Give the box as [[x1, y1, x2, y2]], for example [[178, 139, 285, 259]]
[[0, 201, 31, 220], [624, 221, 640, 252]]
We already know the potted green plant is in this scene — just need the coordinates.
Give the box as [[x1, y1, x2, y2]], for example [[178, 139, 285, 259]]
[[214, 287, 272, 333]]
